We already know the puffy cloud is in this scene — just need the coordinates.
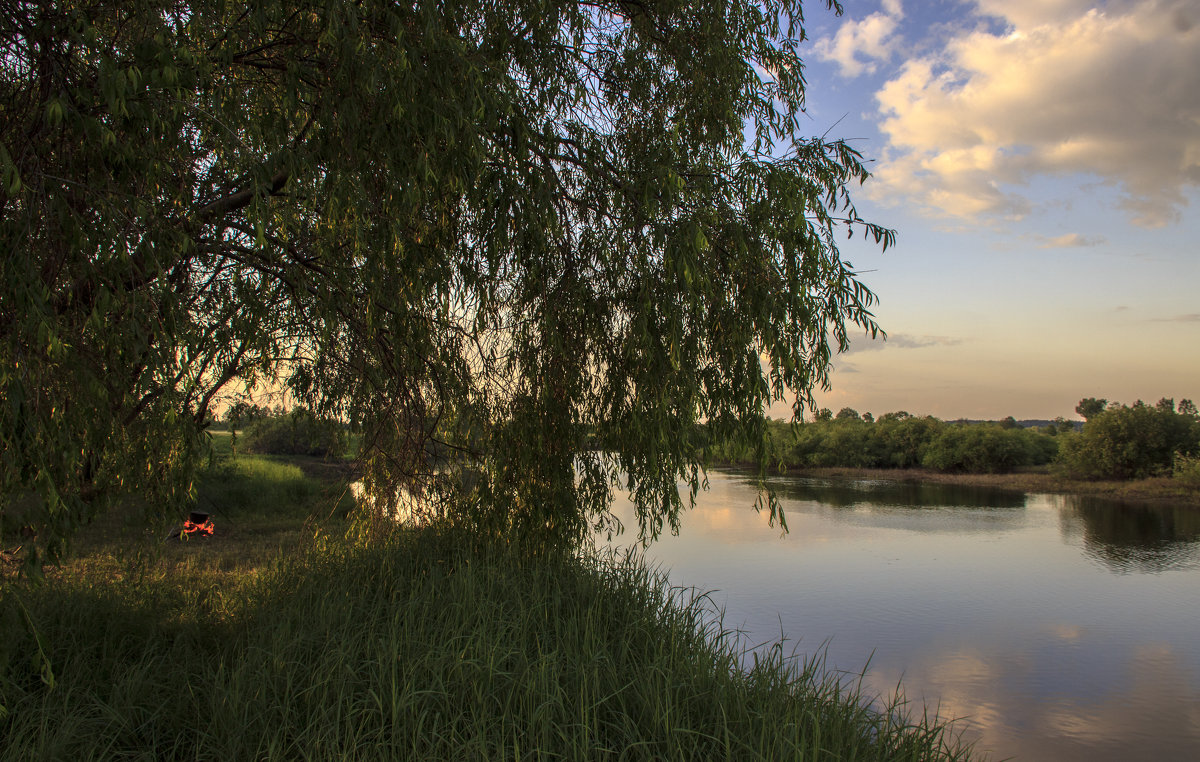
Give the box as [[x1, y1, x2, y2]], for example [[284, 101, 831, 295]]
[[871, 1, 1200, 227], [812, 2, 904, 78]]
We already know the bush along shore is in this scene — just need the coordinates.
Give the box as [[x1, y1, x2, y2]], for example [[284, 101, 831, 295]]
[[702, 399, 1200, 508], [1, 455, 975, 761]]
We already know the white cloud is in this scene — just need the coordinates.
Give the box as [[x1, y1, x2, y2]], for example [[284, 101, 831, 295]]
[[1036, 232, 1106, 248], [845, 333, 963, 354], [812, 2, 904, 78], [871, 0, 1200, 228]]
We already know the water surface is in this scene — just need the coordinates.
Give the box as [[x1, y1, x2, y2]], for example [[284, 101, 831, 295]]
[[601, 471, 1200, 761]]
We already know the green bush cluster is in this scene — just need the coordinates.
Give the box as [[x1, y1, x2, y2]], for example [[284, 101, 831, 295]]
[[708, 397, 1200, 482], [922, 425, 1059, 474], [708, 415, 1058, 475], [239, 409, 348, 459], [1174, 454, 1200, 487], [1057, 399, 1200, 480]]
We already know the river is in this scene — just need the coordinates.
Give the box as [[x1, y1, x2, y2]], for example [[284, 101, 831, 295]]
[[599, 470, 1200, 761]]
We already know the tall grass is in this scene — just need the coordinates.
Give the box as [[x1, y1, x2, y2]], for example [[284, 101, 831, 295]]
[[1, 528, 972, 760]]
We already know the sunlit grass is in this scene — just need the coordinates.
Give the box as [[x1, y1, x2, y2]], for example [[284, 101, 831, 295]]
[[196, 455, 318, 515]]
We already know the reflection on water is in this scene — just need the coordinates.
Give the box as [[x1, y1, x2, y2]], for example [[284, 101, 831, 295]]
[[761, 473, 1027, 511], [1054, 494, 1200, 574], [601, 471, 1200, 762], [759, 474, 1029, 537]]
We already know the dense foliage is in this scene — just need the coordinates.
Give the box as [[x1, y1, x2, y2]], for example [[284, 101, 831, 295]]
[[1058, 399, 1200, 480], [1175, 455, 1200, 487], [707, 415, 1060, 474], [708, 397, 1200, 481], [1, 0, 890, 563], [922, 424, 1058, 474], [240, 409, 348, 459]]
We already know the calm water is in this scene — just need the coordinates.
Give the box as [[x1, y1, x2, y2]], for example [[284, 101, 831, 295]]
[[600, 471, 1200, 761]]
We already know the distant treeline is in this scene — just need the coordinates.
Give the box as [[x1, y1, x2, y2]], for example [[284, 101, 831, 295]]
[[215, 398, 1200, 483], [705, 398, 1200, 482]]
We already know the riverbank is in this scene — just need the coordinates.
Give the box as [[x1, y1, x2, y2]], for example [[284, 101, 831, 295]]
[[770, 466, 1200, 509], [1, 455, 975, 761]]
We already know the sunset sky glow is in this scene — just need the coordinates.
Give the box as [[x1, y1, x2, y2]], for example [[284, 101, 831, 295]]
[[787, 0, 1199, 420]]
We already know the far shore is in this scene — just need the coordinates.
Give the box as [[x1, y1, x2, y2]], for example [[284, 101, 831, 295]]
[[716, 463, 1200, 510]]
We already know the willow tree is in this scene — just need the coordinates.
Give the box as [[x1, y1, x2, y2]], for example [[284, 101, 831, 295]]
[[1, 0, 888, 563]]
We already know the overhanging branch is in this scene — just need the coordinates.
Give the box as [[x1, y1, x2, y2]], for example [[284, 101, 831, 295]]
[[195, 169, 290, 220]]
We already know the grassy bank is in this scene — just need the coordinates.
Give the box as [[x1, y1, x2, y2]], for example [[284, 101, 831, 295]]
[[1, 457, 974, 760]]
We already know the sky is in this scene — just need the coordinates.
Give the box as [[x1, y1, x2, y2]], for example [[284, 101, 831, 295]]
[[777, 0, 1200, 420]]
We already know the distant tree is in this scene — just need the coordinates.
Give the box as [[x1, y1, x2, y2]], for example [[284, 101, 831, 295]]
[[1156, 398, 1176, 413], [862, 412, 875, 423], [225, 402, 269, 431], [1075, 398, 1109, 421], [835, 407, 860, 421], [999, 416, 1019, 430], [879, 411, 911, 422], [1050, 416, 1075, 435], [1180, 399, 1199, 418], [815, 408, 834, 422]]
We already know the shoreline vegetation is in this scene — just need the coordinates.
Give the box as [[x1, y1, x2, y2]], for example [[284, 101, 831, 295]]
[[1, 451, 977, 761], [717, 463, 1200, 510], [702, 400, 1200, 510], [7, 412, 1193, 759]]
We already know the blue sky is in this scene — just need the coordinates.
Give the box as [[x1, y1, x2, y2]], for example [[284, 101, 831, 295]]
[[780, 0, 1200, 420]]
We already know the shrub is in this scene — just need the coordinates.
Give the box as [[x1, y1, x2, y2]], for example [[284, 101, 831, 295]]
[[819, 418, 881, 468], [708, 414, 1059, 474], [922, 425, 1048, 474], [241, 409, 348, 458], [1058, 401, 1200, 480], [874, 415, 942, 468], [1174, 453, 1200, 487]]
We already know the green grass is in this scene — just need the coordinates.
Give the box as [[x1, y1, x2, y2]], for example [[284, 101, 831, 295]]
[[196, 455, 319, 515], [1, 457, 975, 761], [19, 451, 353, 594]]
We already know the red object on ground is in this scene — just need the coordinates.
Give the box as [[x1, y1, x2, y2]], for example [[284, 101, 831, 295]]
[[181, 518, 214, 536]]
